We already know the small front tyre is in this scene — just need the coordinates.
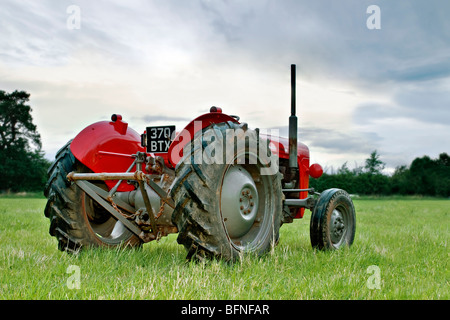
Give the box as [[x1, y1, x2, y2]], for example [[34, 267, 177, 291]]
[[310, 188, 356, 250]]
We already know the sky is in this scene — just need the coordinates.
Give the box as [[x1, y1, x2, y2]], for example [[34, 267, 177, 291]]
[[1, 0, 449, 173]]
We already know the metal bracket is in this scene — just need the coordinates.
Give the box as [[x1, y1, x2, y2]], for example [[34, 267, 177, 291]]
[[67, 170, 175, 209], [66, 150, 175, 242], [145, 178, 175, 209], [282, 188, 317, 195], [284, 195, 317, 210], [83, 182, 136, 214], [74, 180, 143, 238], [137, 179, 158, 237]]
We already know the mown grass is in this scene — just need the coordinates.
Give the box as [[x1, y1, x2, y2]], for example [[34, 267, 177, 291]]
[[0, 197, 448, 300]]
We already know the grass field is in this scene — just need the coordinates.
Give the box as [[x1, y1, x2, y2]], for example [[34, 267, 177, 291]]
[[0, 195, 448, 300]]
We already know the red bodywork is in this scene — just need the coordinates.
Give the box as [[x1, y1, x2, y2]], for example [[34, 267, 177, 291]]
[[267, 135, 310, 218], [167, 110, 240, 166], [70, 111, 317, 218], [70, 116, 145, 191]]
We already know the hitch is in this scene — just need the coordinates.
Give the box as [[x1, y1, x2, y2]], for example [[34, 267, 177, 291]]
[[67, 151, 176, 242]]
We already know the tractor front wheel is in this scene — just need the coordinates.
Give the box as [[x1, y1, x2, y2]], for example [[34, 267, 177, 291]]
[[310, 188, 356, 250]]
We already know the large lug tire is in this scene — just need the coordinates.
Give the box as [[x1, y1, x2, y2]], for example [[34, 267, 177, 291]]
[[44, 143, 141, 253], [310, 188, 356, 250], [170, 122, 283, 262]]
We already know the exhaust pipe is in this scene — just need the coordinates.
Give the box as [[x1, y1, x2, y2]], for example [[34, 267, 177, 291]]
[[289, 64, 298, 169]]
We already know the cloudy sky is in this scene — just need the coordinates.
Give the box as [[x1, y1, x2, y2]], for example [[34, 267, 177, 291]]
[[1, 0, 449, 173]]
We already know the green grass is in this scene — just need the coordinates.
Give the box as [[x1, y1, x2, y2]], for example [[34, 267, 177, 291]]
[[0, 197, 448, 300]]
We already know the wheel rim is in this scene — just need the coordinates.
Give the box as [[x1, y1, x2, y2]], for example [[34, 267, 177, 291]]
[[84, 193, 132, 243], [330, 209, 346, 246], [221, 165, 259, 238], [329, 204, 353, 248], [220, 161, 274, 252]]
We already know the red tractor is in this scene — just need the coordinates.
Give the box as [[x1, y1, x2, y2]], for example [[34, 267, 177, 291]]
[[44, 65, 356, 261]]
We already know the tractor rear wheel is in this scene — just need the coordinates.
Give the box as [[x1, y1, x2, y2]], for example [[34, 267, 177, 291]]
[[310, 188, 356, 250], [44, 142, 141, 252], [170, 122, 283, 262]]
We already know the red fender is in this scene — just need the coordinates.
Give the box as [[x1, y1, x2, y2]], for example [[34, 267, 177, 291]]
[[168, 108, 239, 167], [70, 115, 145, 191]]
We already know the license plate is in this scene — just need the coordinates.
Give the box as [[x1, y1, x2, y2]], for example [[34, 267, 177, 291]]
[[145, 125, 175, 153]]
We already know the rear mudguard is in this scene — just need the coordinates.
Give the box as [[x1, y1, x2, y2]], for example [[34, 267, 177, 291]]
[[168, 109, 239, 166], [70, 115, 145, 191]]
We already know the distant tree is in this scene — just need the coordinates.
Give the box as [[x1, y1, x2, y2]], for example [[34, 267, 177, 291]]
[[0, 90, 41, 152], [337, 162, 351, 175], [352, 162, 364, 176], [408, 153, 450, 197], [435, 153, 450, 197], [437, 153, 450, 167], [0, 90, 50, 192], [364, 150, 385, 175], [391, 165, 411, 195]]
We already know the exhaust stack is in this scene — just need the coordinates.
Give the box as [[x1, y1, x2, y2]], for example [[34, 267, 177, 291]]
[[289, 64, 298, 169]]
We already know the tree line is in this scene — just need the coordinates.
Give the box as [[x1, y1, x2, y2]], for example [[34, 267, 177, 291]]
[[309, 151, 450, 197], [1, 90, 449, 197]]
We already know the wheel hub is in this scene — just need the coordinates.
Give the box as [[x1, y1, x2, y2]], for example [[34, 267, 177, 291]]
[[239, 187, 256, 216], [330, 209, 345, 244], [221, 165, 259, 238]]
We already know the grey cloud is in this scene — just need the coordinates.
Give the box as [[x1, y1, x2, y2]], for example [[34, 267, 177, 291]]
[[301, 127, 381, 154], [354, 87, 450, 127], [394, 89, 450, 127], [273, 125, 381, 155], [387, 60, 450, 83], [0, 0, 146, 66], [352, 104, 398, 125], [186, 0, 450, 92], [4, 0, 449, 86]]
